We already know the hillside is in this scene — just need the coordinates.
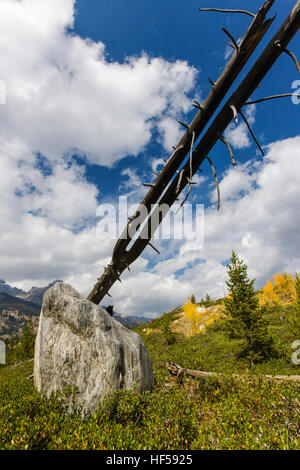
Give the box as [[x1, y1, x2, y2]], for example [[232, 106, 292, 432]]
[[0, 280, 26, 298], [0, 301, 299, 450], [0, 281, 150, 338], [0, 292, 40, 339], [113, 314, 150, 328], [134, 303, 300, 376]]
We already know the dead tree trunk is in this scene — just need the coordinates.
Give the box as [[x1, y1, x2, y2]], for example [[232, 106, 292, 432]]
[[88, 1, 300, 305], [166, 362, 300, 385]]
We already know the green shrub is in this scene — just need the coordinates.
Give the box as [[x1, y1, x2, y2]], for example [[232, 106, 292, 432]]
[[5, 320, 36, 365], [0, 360, 299, 450], [1, 298, 299, 450]]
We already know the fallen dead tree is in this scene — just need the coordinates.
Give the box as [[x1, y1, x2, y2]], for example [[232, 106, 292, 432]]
[[88, 1, 300, 305], [166, 362, 300, 386]]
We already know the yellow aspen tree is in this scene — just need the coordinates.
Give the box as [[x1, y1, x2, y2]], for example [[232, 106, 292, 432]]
[[273, 272, 296, 304], [259, 279, 280, 306]]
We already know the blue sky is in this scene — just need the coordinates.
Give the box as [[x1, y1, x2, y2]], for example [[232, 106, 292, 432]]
[[74, 0, 300, 205], [0, 0, 299, 317]]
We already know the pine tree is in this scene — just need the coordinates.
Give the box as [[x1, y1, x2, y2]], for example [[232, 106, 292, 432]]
[[14, 321, 36, 363], [190, 294, 196, 304], [224, 251, 276, 363]]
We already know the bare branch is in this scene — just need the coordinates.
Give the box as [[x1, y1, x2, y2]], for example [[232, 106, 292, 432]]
[[176, 184, 192, 214], [143, 183, 155, 188], [225, 41, 235, 50], [238, 110, 264, 156], [199, 8, 255, 18], [177, 121, 189, 130], [283, 49, 300, 74], [206, 156, 220, 211], [275, 41, 300, 74], [121, 258, 131, 272], [230, 104, 238, 122], [176, 170, 184, 195], [222, 27, 239, 51], [189, 131, 195, 180], [148, 242, 160, 255], [128, 212, 139, 223], [177, 131, 197, 211], [208, 78, 216, 89], [193, 100, 203, 110], [165, 145, 184, 166], [219, 134, 236, 166], [244, 93, 300, 105]]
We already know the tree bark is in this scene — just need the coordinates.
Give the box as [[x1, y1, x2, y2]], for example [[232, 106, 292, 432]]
[[166, 362, 300, 385]]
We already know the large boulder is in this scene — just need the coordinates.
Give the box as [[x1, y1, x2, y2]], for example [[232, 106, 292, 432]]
[[34, 282, 153, 414]]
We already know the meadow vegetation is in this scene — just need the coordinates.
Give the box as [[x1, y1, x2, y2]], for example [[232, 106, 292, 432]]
[[0, 258, 299, 450]]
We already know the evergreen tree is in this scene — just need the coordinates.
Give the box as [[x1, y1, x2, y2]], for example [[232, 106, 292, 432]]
[[190, 294, 196, 304], [7, 320, 36, 364], [224, 251, 276, 363]]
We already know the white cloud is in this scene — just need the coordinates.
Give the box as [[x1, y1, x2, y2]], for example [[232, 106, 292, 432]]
[[151, 158, 165, 174], [3, 136, 300, 317], [210, 161, 256, 203], [225, 105, 257, 150], [157, 118, 182, 152], [104, 136, 300, 316], [0, 0, 197, 166], [0, 0, 197, 309], [1, 1, 299, 319]]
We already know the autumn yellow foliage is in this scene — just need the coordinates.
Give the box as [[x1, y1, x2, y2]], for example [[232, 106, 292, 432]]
[[259, 272, 297, 306], [182, 299, 226, 337]]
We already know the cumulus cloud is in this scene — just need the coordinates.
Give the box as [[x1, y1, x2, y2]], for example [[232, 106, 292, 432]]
[[0, 0, 197, 300], [225, 105, 257, 150], [1, 1, 299, 318], [0, 0, 197, 166], [105, 136, 300, 316], [157, 118, 182, 152], [3, 135, 300, 317]]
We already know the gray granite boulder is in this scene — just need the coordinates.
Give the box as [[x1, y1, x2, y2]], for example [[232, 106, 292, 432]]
[[34, 282, 153, 414]]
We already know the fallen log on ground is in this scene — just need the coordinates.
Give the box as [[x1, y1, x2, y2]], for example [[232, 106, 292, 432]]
[[166, 362, 300, 386]]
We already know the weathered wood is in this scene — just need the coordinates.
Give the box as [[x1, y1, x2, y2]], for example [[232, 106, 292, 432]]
[[244, 93, 300, 105], [166, 362, 300, 385], [88, 1, 275, 305], [88, 1, 300, 306], [111, 0, 274, 261], [199, 8, 256, 18], [126, 0, 300, 267]]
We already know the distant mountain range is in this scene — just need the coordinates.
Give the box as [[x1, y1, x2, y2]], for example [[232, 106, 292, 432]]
[[0, 280, 151, 338], [0, 292, 40, 339], [0, 279, 62, 305]]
